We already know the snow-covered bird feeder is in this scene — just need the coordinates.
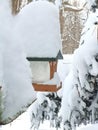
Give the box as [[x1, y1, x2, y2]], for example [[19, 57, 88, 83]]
[[17, 1, 63, 92], [27, 51, 63, 92]]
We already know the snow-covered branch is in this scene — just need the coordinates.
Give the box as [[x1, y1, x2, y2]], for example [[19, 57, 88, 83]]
[[60, 8, 98, 130]]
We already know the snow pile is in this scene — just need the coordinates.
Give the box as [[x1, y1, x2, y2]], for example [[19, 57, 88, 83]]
[[0, 0, 36, 124], [60, 9, 98, 130], [15, 1, 62, 58]]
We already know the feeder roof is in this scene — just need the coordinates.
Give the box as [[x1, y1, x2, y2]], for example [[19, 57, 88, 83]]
[[16, 1, 62, 59], [27, 50, 63, 61]]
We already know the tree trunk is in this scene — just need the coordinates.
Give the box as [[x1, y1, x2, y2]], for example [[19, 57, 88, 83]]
[[11, 0, 22, 15]]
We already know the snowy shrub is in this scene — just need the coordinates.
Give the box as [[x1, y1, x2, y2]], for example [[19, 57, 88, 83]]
[[60, 9, 98, 130], [30, 92, 61, 130]]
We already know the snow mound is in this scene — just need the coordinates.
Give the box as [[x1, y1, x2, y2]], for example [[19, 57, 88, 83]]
[[0, 0, 36, 124], [16, 1, 62, 58]]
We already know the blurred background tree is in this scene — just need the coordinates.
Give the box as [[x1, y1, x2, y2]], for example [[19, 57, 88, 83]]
[[11, 0, 32, 15], [60, 0, 87, 54]]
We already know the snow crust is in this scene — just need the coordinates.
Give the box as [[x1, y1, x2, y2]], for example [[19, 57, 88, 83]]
[[15, 1, 62, 58]]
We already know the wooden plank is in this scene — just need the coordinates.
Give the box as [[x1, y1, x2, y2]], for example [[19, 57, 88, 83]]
[[32, 82, 62, 92], [49, 61, 57, 79]]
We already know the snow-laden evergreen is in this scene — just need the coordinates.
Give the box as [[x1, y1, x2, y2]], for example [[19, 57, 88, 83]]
[[60, 9, 98, 130], [0, 0, 36, 124], [29, 92, 61, 130]]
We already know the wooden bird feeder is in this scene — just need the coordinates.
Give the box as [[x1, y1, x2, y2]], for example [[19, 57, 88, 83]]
[[20, 1, 64, 92], [27, 51, 63, 92]]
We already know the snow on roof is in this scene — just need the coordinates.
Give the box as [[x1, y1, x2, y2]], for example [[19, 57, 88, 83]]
[[16, 1, 62, 58]]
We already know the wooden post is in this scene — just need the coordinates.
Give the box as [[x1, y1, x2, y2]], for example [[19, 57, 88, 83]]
[[49, 61, 57, 79]]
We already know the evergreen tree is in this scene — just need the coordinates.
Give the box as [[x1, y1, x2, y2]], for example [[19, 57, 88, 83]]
[[60, 7, 98, 130], [30, 92, 62, 130]]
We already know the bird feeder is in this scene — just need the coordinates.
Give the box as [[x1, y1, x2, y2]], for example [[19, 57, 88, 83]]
[[27, 51, 63, 92], [17, 1, 63, 92]]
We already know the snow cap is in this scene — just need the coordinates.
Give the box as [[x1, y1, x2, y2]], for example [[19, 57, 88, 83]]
[[16, 1, 62, 59]]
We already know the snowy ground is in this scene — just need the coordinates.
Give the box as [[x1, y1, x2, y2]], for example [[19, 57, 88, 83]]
[[1, 112, 62, 130], [1, 113, 98, 130], [77, 124, 98, 130]]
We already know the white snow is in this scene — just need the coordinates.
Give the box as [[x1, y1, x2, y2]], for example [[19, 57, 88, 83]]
[[0, 0, 36, 124], [43, 72, 61, 87], [57, 54, 73, 82], [15, 1, 62, 58], [77, 124, 98, 130], [0, 0, 12, 86], [1, 118, 98, 130], [59, 71, 75, 122]]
